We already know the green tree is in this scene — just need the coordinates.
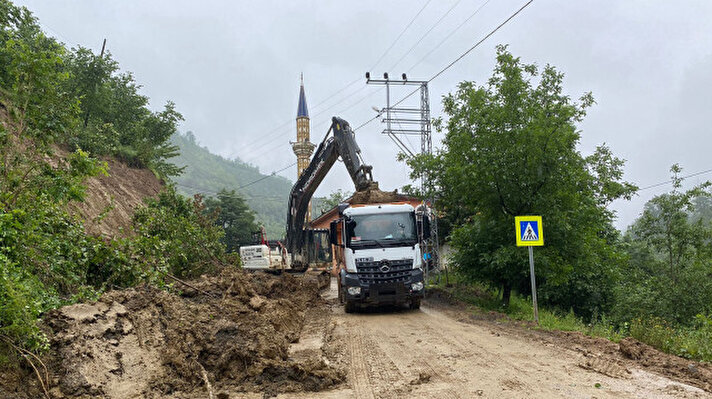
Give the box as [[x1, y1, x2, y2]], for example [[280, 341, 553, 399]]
[[407, 46, 636, 315], [61, 45, 184, 178], [617, 165, 712, 324], [318, 189, 352, 215], [204, 189, 258, 252]]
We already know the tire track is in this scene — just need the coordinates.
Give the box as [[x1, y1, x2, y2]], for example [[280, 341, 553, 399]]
[[347, 325, 375, 399]]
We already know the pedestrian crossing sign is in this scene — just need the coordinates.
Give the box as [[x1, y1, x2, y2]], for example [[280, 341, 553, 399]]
[[515, 216, 544, 247]]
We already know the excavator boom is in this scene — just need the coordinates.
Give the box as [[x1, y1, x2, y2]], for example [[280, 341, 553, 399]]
[[286, 117, 377, 270]]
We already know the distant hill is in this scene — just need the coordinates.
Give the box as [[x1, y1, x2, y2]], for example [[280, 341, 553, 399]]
[[170, 132, 293, 238]]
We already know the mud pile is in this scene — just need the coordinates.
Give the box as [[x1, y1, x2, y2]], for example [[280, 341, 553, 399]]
[[350, 187, 410, 205], [2, 269, 343, 399]]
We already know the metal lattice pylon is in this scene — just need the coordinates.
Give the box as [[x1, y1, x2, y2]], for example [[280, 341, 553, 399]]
[[366, 74, 440, 275]]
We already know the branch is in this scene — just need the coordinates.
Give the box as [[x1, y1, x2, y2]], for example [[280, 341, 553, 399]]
[[0, 335, 50, 399], [166, 273, 216, 299]]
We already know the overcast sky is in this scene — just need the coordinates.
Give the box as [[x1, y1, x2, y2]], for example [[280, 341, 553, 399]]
[[17, 0, 712, 230]]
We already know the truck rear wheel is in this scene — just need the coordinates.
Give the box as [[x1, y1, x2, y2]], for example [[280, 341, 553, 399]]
[[344, 301, 357, 313], [409, 299, 421, 310]]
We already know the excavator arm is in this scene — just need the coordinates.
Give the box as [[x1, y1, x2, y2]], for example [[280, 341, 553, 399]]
[[286, 117, 377, 270]]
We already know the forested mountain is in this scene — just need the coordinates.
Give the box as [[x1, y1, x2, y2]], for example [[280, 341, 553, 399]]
[[170, 132, 293, 238]]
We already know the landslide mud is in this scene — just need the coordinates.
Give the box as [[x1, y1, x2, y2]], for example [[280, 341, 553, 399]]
[[350, 188, 410, 205], [1, 269, 344, 399]]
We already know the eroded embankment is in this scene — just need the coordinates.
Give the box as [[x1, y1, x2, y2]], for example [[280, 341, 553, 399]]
[[0, 269, 343, 399]]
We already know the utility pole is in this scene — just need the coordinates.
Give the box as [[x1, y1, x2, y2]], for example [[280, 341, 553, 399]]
[[84, 38, 107, 128], [366, 72, 439, 278]]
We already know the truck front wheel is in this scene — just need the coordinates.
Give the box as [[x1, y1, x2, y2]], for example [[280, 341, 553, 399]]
[[409, 299, 421, 310], [344, 301, 357, 313]]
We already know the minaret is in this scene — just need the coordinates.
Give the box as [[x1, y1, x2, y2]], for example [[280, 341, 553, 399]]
[[292, 74, 316, 221]]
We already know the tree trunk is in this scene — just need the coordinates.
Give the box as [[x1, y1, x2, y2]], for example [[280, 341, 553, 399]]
[[501, 282, 512, 308]]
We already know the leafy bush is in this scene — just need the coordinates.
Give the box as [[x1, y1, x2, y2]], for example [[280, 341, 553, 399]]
[[0, 157, 107, 350], [1, 0, 183, 179], [0, 254, 49, 351], [130, 186, 230, 280], [616, 166, 712, 326], [630, 315, 712, 362]]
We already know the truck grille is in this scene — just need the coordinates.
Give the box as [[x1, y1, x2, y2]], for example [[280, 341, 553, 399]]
[[356, 258, 413, 284]]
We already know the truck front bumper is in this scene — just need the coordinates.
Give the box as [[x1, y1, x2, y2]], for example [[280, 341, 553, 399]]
[[341, 268, 424, 305]]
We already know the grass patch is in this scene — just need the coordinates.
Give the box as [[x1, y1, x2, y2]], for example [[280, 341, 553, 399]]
[[428, 274, 712, 362], [428, 275, 624, 342], [630, 316, 712, 362]]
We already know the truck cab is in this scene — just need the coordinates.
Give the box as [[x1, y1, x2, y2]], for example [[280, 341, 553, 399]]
[[331, 202, 429, 312]]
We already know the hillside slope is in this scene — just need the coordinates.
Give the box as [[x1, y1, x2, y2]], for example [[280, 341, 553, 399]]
[[70, 156, 163, 238], [170, 132, 293, 238]]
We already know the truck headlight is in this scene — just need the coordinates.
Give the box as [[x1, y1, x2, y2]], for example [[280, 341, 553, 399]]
[[347, 287, 362, 296], [411, 282, 424, 291]]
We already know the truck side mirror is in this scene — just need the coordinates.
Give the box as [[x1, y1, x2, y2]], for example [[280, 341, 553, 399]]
[[329, 220, 339, 246], [345, 217, 357, 238]]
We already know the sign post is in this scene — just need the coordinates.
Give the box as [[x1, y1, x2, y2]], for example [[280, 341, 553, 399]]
[[515, 216, 544, 324]]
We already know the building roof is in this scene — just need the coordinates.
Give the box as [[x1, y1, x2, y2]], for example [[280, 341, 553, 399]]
[[297, 75, 309, 118]]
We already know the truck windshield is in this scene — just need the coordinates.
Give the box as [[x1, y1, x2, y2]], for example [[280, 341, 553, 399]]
[[348, 212, 416, 246]]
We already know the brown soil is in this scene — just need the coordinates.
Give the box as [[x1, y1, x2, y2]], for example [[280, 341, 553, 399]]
[[426, 287, 712, 396], [69, 156, 163, 238], [216, 279, 711, 399], [4, 278, 711, 399], [0, 270, 344, 399], [350, 187, 410, 205]]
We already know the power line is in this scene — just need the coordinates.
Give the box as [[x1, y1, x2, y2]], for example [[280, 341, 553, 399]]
[[183, 162, 297, 194], [369, 0, 433, 72], [354, 87, 420, 131], [388, 0, 464, 72], [428, 0, 535, 83], [232, 119, 294, 155], [232, 1, 447, 160], [238, 77, 367, 156], [237, 83, 371, 157], [310, 77, 362, 111], [312, 87, 386, 132], [237, 162, 296, 189], [312, 85, 369, 119], [638, 168, 712, 192], [240, 140, 292, 164], [354, 0, 535, 132], [176, 184, 287, 202], [407, 0, 493, 72], [174, 162, 297, 196]]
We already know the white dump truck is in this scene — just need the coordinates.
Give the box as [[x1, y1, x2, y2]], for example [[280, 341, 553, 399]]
[[330, 202, 431, 312]]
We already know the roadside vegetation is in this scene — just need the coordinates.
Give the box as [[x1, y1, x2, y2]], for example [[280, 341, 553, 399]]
[[0, 0, 241, 358], [413, 46, 712, 362]]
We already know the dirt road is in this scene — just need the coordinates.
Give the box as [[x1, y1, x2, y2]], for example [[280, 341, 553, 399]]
[[233, 278, 710, 399], [3, 272, 709, 398]]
